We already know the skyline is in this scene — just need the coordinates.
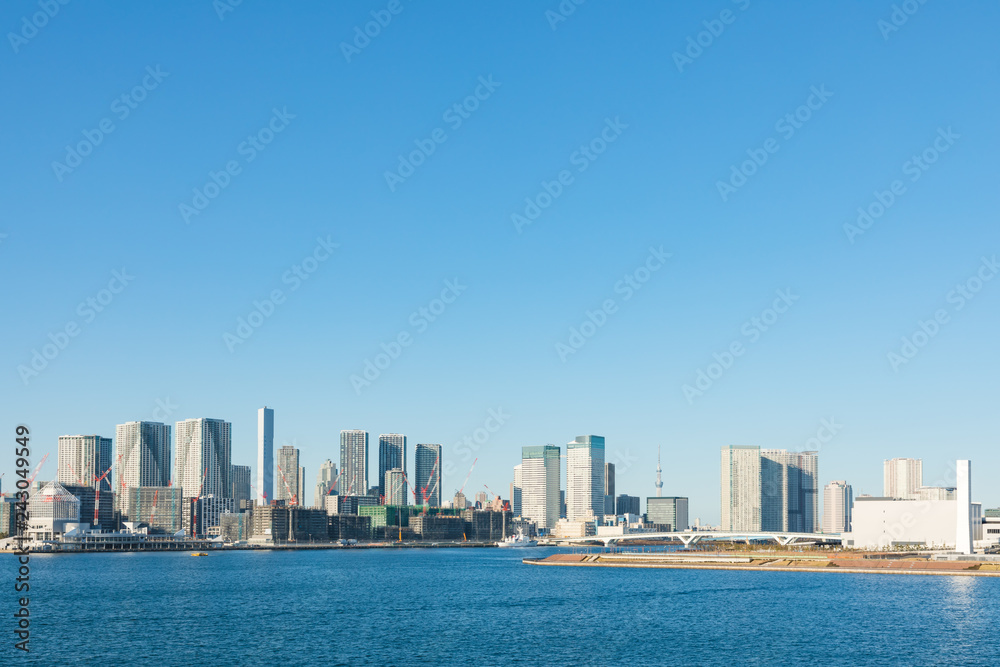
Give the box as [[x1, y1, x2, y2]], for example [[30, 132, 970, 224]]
[[4, 2, 999, 521]]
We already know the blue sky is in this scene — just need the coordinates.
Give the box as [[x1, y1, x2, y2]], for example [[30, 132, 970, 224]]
[[2, 1, 999, 520]]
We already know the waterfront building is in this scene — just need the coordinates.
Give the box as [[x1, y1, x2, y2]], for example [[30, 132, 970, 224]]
[[257, 407, 274, 505], [378, 434, 407, 498], [0, 498, 18, 537], [315, 459, 338, 507], [175, 418, 232, 505], [415, 444, 442, 507], [328, 514, 372, 541], [511, 464, 522, 517], [219, 512, 250, 542], [114, 421, 171, 512], [274, 445, 300, 504], [250, 504, 289, 543], [616, 494, 640, 516], [26, 481, 80, 541], [553, 518, 595, 539], [462, 509, 511, 541], [646, 496, 688, 531], [231, 464, 251, 509], [721, 446, 761, 531], [521, 445, 560, 531], [604, 462, 615, 516], [123, 486, 184, 534], [385, 468, 406, 506], [289, 507, 329, 542], [822, 481, 852, 534], [411, 514, 464, 540], [883, 458, 922, 500], [57, 435, 113, 491], [340, 430, 369, 496]]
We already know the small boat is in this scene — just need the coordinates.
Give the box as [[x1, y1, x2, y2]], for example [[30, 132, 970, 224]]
[[497, 529, 538, 548], [191, 552, 209, 557]]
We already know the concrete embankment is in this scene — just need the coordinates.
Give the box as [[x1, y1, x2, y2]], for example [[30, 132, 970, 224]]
[[524, 553, 1000, 577]]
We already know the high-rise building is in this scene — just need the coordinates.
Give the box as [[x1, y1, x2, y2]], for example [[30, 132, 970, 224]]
[[257, 407, 274, 504], [604, 462, 616, 516], [378, 434, 406, 498], [616, 494, 640, 516], [566, 435, 605, 521], [883, 458, 923, 500], [646, 496, 689, 531], [298, 466, 306, 507], [115, 421, 172, 512], [275, 445, 301, 505], [57, 435, 113, 491], [315, 460, 337, 507], [231, 464, 252, 509], [175, 418, 232, 503], [758, 449, 819, 533], [822, 480, 852, 534], [721, 446, 761, 532], [511, 464, 523, 517], [474, 491, 488, 508], [340, 430, 369, 497], [384, 468, 406, 506], [521, 445, 560, 531], [415, 444, 442, 507]]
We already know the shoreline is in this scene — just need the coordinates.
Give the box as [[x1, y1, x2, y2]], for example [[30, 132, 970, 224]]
[[1, 541, 500, 555], [524, 554, 1000, 577]]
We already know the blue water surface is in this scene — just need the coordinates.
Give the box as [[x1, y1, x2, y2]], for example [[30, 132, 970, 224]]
[[10, 547, 999, 665]]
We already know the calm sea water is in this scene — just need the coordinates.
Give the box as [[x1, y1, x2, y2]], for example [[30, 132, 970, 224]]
[[12, 547, 999, 665]]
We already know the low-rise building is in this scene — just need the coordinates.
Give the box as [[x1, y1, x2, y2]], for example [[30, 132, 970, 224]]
[[842, 497, 971, 550], [411, 515, 465, 540]]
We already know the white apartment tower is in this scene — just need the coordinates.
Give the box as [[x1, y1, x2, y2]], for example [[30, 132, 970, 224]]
[[521, 445, 560, 530], [57, 435, 113, 491], [822, 480, 853, 534], [340, 430, 369, 496], [721, 446, 761, 531], [883, 458, 922, 500], [566, 435, 605, 522], [257, 407, 274, 505], [175, 418, 232, 502]]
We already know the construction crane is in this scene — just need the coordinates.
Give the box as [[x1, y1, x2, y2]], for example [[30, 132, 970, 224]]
[[26, 453, 50, 486], [92, 459, 115, 527], [276, 463, 298, 505], [456, 457, 478, 503], [147, 488, 160, 526]]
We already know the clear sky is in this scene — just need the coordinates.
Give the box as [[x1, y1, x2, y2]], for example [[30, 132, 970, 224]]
[[3, 1, 999, 521]]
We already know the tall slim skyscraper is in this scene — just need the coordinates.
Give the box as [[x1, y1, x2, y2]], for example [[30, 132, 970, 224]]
[[175, 418, 232, 502], [822, 480, 852, 534], [512, 463, 523, 517], [414, 444, 442, 507], [604, 462, 616, 516], [521, 445, 560, 530], [298, 466, 306, 507], [956, 460, 973, 555], [115, 421, 172, 510], [378, 434, 407, 499], [231, 464, 252, 508], [566, 435, 605, 521], [315, 459, 337, 507], [340, 430, 369, 497], [721, 446, 761, 532], [57, 435, 113, 491], [257, 407, 274, 505], [275, 445, 300, 505], [883, 458, 923, 500]]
